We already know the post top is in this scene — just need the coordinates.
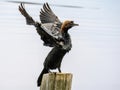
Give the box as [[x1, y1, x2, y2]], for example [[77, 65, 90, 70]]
[[44, 72, 73, 75]]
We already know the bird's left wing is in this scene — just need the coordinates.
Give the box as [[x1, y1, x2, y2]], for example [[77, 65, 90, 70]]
[[19, 3, 64, 47], [19, 3, 35, 25]]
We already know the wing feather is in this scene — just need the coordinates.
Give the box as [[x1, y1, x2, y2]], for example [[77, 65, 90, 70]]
[[19, 3, 64, 47], [39, 3, 64, 45], [40, 3, 61, 24], [19, 3, 35, 25]]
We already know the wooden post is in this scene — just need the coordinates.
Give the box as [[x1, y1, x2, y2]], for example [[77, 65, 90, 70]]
[[40, 73, 73, 90]]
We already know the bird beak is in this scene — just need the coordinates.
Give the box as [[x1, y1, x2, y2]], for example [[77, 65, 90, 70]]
[[72, 23, 79, 26]]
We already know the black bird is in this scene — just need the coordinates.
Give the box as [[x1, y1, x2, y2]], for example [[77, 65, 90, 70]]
[[18, 2, 78, 86]]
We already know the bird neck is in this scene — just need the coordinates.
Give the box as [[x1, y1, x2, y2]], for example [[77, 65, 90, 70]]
[[61, 26, 69, 34], [61, 22, 71, 34], [62, 29, 68, 34]]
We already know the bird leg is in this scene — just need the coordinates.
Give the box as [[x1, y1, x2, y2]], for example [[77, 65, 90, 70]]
[[58, 67, 61, 72]]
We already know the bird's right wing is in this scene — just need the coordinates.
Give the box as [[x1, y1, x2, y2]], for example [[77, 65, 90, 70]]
[[39, 3, 66, 47], [39, 3, 64, 44], [40, 3, 61, 25], [18, 3, 64, 47]]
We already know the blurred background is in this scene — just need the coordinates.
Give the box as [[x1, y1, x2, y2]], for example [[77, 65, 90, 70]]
[[0, 0, 120, 90]]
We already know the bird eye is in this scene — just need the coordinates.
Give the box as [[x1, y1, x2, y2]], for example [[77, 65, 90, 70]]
[[71, 21, 74, 24]]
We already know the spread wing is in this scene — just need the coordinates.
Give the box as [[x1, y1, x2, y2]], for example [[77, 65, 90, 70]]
[[19, 3, 35, 25], [40, 3, 63, 41], [19, 3, 64, 47], [40, 3, 61, 25]]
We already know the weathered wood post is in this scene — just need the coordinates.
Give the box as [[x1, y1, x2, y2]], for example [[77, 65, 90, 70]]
[[40, 73, 73, 90]]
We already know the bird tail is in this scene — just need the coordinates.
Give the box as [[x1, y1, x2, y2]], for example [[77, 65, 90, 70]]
[[37, 68, 48, 87]]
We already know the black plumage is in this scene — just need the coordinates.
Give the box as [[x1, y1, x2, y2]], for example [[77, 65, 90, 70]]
[[37, 47, 67, 86], [18, 2, 78, 87]]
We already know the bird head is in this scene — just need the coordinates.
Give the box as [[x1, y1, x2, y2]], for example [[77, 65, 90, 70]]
[[61, 20, 79, 33]]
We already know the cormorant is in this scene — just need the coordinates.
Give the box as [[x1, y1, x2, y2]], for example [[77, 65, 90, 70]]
[[18, 3, 78, 86]]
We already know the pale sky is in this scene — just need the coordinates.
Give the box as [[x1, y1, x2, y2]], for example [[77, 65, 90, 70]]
[[0, 0, 120, 90]]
